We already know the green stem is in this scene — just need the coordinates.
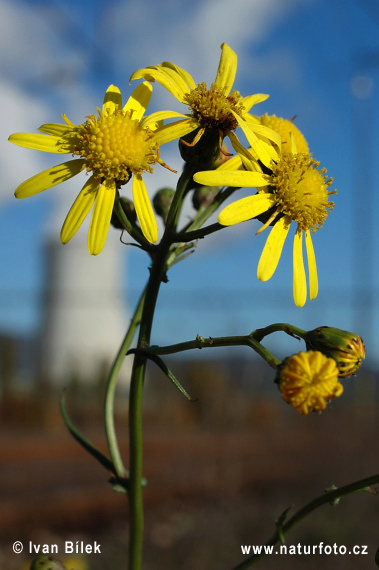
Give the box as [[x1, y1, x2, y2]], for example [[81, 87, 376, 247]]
[[251, 323, 307, 343], [127, 168, 193, 569], [104, 286, 147, 479], [181, 185, 237, 234], [145, 333, 281, 369], [231, 472, 379, 569], [164, 165, 197, 235], [114, 192, 157, 252]]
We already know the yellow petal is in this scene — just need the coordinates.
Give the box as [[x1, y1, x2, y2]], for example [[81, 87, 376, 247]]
[[60, 176, 98, 244], [257, 215, 291, 281], [102, 84, 122, 114], [214, 43, 237, 95], [227, 132, 262, 171], [130, 66, 189, 103], [157, 61, 196, 90], [293, 226, 307, 307], [232, 113, 277, 167], [218, 194, 275, 226], [216, 150, 243, 172], [8, 132, 71, 153], [62, 114, 76, 127], [141, 110, 190, 130], [289, 131, 297, 154], [193, 169, 269, 188], [241, 93, 270, 111], [88, 178, 116, 255], [153, 117, 198, 146], [14, 159, 86, 198], [305, 229, 318, 300], [38, 123, 74, 136], [124, 81, 152, 121], [242, 117, 281, 148], [132, 174, 158, 243]]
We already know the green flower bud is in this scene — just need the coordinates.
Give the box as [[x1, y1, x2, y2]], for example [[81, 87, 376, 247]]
[[111, 197, 137, 230], [305, 326, 365, 377], [192, 185, 220, 210], [179, 128, 222, 166], [152, 187, 175, 222], [30, 556, 67, 570]]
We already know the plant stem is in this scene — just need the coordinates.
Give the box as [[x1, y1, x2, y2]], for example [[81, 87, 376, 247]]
[[146, 333, 281, 369], [251, 323, 307, 343], [104, 286, 147, 480], [127, 167, 196, 569], [230, 472, 379, 569], [128, 254, 165, 570]]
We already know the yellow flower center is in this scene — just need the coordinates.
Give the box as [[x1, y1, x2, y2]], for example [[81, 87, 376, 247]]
[[185, 82, 245, 132], [270, 154, 336, 232], [279, 351, 343, 415], [72, 108, 159, 182], [261, 114, 309, 154]]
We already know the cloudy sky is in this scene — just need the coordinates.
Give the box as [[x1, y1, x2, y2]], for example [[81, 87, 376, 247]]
[[1, 0, 378, 365]]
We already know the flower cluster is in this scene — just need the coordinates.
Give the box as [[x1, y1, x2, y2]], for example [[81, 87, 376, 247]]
[[194, 114, 336, 307], [9, 42, 336, 306]]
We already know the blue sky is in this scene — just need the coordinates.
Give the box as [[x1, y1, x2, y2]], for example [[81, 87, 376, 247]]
[[1, 0, 378, 366]]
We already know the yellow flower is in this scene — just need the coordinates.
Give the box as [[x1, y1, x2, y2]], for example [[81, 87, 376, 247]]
[[260, 113, 309, 155], [130, 43, 280, 167], [193, 117, 336, 307], [277, 351, 343, 415], [9, 83, 171, 255]]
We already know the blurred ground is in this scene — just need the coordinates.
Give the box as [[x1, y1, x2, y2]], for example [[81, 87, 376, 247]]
[[0, 357, 378, 570]]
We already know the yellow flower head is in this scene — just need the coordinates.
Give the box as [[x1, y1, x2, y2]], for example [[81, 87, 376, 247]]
[[130, 43, 280, 167], [277, 351, 343, 415], [260, 113, 309, 155], [9, 83, 171, 255], [193, 117, 336, 307]]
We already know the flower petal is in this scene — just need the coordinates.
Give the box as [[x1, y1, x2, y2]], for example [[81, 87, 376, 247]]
[[243, 116, 282, 148], [38, 123, 74, 136], [88, 178, 116, 255], [124, 81, 152, 120], [305, 229, 318, 300], [141, 110, 190, 130], [241, 93, 270, 111], [214, 43, 237, 95], [227, 132, 262, 171], [8, 132, 71, 153], [218, 194, 275, 226], [153, 118, 198, 146], [14, 159, 86, 198], [130, 65, 190, 103], [293, 226, 307, 307], [102, 84, 122, 114], [132, 174, 158, 243], [193, 169, 269, 188], [158, 61, 196, 90], [232, 113, 278, 166], [257, 215, 291, 281], [60, 176, 99, 244]]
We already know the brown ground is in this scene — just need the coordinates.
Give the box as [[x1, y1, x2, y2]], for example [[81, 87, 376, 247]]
[[0, 370, 378, 570]]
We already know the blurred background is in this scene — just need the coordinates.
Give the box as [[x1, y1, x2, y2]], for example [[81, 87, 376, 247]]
[[0, 0, 378, 569]]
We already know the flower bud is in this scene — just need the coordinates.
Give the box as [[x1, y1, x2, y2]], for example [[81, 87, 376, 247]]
[[179, 128, 222, 166], [192, 185, 220, 210], [152, 187, 175, 222], [30, 556, 67, 569], [275, 351, 343, 415], [305, 327, 365, 377], [111, 197, 137, 230]]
